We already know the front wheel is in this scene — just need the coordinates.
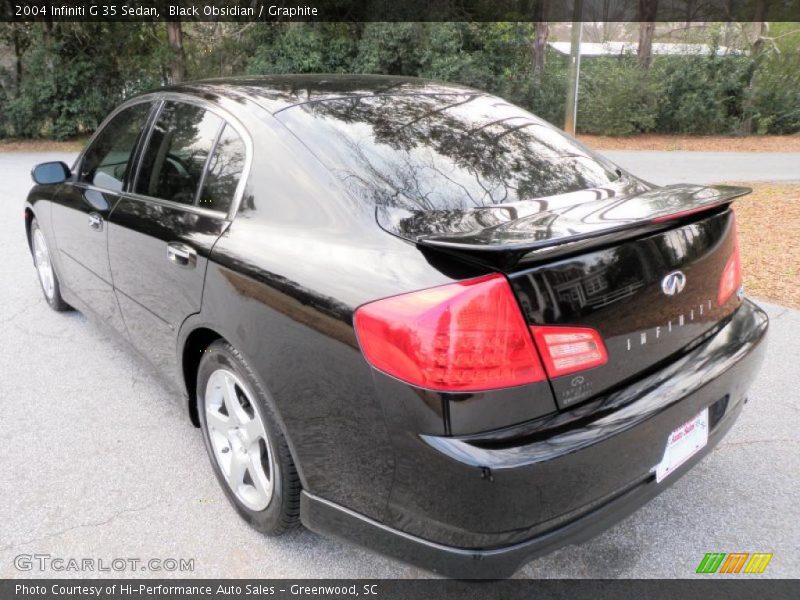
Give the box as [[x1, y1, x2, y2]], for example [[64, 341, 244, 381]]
[[30, 218, 71, 312], [197, 340, 301, 534]]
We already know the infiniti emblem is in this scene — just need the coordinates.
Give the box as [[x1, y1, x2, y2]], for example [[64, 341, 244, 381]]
[[661, 271, 687, 296]]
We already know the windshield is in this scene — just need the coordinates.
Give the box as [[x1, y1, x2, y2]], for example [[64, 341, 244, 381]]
[[276, 94, 622, 220]]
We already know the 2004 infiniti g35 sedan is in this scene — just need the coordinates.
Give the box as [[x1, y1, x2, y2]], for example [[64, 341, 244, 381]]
[[25, 75, 768, 578]]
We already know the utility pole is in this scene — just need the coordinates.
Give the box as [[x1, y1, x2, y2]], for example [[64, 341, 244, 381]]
[[564, 1, 583, 136]]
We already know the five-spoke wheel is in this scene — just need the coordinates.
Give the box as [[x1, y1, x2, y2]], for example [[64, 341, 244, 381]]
[[205, 369, 274, 511], [198, 340, 300, 534], [29, 218, 70, 311], [32, 227, 55, 301]]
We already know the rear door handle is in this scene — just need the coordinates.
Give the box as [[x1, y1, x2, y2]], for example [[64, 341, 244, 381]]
[[166, 242, 197, 269], [88, 212, 103, 231]]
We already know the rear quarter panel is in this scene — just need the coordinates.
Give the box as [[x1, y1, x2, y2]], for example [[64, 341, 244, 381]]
[[180, 112, 458, 521]]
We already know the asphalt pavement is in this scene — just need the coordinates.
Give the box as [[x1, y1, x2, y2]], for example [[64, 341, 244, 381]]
[[0, 151, 798, 578], [605, 150, 800, 185]]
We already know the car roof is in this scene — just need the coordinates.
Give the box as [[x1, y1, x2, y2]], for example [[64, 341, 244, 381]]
[[155, 74, 482, 114]]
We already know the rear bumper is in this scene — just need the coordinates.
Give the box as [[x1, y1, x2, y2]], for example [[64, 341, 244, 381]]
[[301, 300, 768, 578]]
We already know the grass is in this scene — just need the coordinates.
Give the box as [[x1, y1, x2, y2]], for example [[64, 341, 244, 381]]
[[734, 183, 800, 309], [580, 134, 800, 152]]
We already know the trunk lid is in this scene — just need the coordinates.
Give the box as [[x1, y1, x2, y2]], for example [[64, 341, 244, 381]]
[[384, 182, 749, 268], [399, 184, 748, 410], [509, 208, 742, 408]]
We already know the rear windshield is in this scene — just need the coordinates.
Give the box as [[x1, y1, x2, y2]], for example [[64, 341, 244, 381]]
[[276, 94, 621, 215]]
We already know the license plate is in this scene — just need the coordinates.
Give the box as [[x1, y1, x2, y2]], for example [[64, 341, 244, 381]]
[[655, 408, 709, 483]]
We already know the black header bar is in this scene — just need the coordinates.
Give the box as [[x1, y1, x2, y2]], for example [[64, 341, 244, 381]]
[[3, 0, 800, 22]]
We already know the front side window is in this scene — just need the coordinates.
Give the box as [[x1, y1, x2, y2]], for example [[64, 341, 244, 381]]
[[135, 102, 223, 205], [79, 103, 152, 192]]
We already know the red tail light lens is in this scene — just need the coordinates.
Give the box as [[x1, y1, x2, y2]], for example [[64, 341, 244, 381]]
[[717, 216, 742, 306], [354, 274, 546, 392], [530, 326, 608, 378]]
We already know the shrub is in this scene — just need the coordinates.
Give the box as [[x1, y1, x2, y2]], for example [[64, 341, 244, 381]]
[[652, 53, 751, 134], [751, 50, 800, 134], [576, 58, 660, 135]]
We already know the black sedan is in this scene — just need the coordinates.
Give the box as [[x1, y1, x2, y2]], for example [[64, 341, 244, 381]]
[[25, 75, 768, 578]]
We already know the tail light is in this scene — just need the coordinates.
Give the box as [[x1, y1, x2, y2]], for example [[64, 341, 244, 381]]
[[717, 215, 742, 306], [354, 274, 546, 392], [530, 326, 608, 378]]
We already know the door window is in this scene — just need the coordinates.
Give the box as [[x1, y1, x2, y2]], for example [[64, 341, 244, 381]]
[[196, 124, 247, 213], [134, 102, 222, 205], [79, 103, 152, 192]]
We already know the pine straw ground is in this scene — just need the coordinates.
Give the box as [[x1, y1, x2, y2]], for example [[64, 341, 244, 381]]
[[580, 134, 800, 152], [733, 183, 800, 309], [0, 138, 87, 152], [4, 134, 800, 153]]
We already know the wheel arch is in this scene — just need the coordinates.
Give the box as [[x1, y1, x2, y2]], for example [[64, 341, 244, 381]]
[[181, 326, 223, 427], [24, 206, 35, 251], [178, 320, 310, 490]]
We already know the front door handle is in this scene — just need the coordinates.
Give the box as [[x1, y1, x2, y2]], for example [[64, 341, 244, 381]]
[[88, 212, 103, 232], [167, 242, 197, 269]]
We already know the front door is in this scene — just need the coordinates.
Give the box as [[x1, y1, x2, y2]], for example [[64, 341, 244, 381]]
[[51, 102, 153, 332], [107, 99, 248, 378]]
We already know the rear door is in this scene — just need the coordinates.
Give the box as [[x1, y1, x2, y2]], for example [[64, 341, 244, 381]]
[[107, 98, 249, 376], [51, 101, 154, 332]]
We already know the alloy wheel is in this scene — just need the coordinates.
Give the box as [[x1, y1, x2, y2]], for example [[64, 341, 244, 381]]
[[33, 228, 55, 300], [205, 368, 275, 511]]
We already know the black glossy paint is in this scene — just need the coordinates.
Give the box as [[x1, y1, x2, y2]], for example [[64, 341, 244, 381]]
[[510, 209, 740, 408], [24, 75, 768, 578], [50, 182, 128, 333]]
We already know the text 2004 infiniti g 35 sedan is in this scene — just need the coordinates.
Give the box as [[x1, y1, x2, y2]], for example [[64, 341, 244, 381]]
[[25, 75, 768, 578]]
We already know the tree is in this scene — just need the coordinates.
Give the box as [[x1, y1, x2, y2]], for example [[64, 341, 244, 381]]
[[531, 1, 549, 86], [637, 0, 658, 69], [166, 21, 186, 83], [741, 0, 767, 133]]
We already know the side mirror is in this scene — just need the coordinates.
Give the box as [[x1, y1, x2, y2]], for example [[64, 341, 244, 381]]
[[31, 161, 71, 185]]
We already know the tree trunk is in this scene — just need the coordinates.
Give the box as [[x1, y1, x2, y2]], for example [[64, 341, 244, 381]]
[[564, 14, 583, 136], [12, 24, 22, 89], [532, 21, 549, 86], [637, 0, 658, 69], [741, 1, 767, 134], [166, 21, 186, 84]]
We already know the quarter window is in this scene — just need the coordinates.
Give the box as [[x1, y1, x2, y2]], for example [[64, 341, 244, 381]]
[[79, 103, 151, 191], [196, 124, 246, 213], [135, 102, 223, 205]]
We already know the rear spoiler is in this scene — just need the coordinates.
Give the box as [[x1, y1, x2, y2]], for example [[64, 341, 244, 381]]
[[410, 184, 750, 267]]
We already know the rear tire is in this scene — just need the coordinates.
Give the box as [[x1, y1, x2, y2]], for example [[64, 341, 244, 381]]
[[30, 218, 71, 312], [197, 340, 301, 535]]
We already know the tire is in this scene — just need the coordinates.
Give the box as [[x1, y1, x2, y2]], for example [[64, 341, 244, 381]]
[[30, 218, 71, 312], [197, 340, 301, 534]]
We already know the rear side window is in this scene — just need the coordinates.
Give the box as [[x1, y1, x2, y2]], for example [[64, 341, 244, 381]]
[[135, 102, 222, 205], [196, 124, 246, 212], [80, 103, 151, 191]]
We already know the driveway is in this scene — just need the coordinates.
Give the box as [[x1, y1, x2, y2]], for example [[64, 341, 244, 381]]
[[604, 150, 800, 185], [1, 152, 798, 578]]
